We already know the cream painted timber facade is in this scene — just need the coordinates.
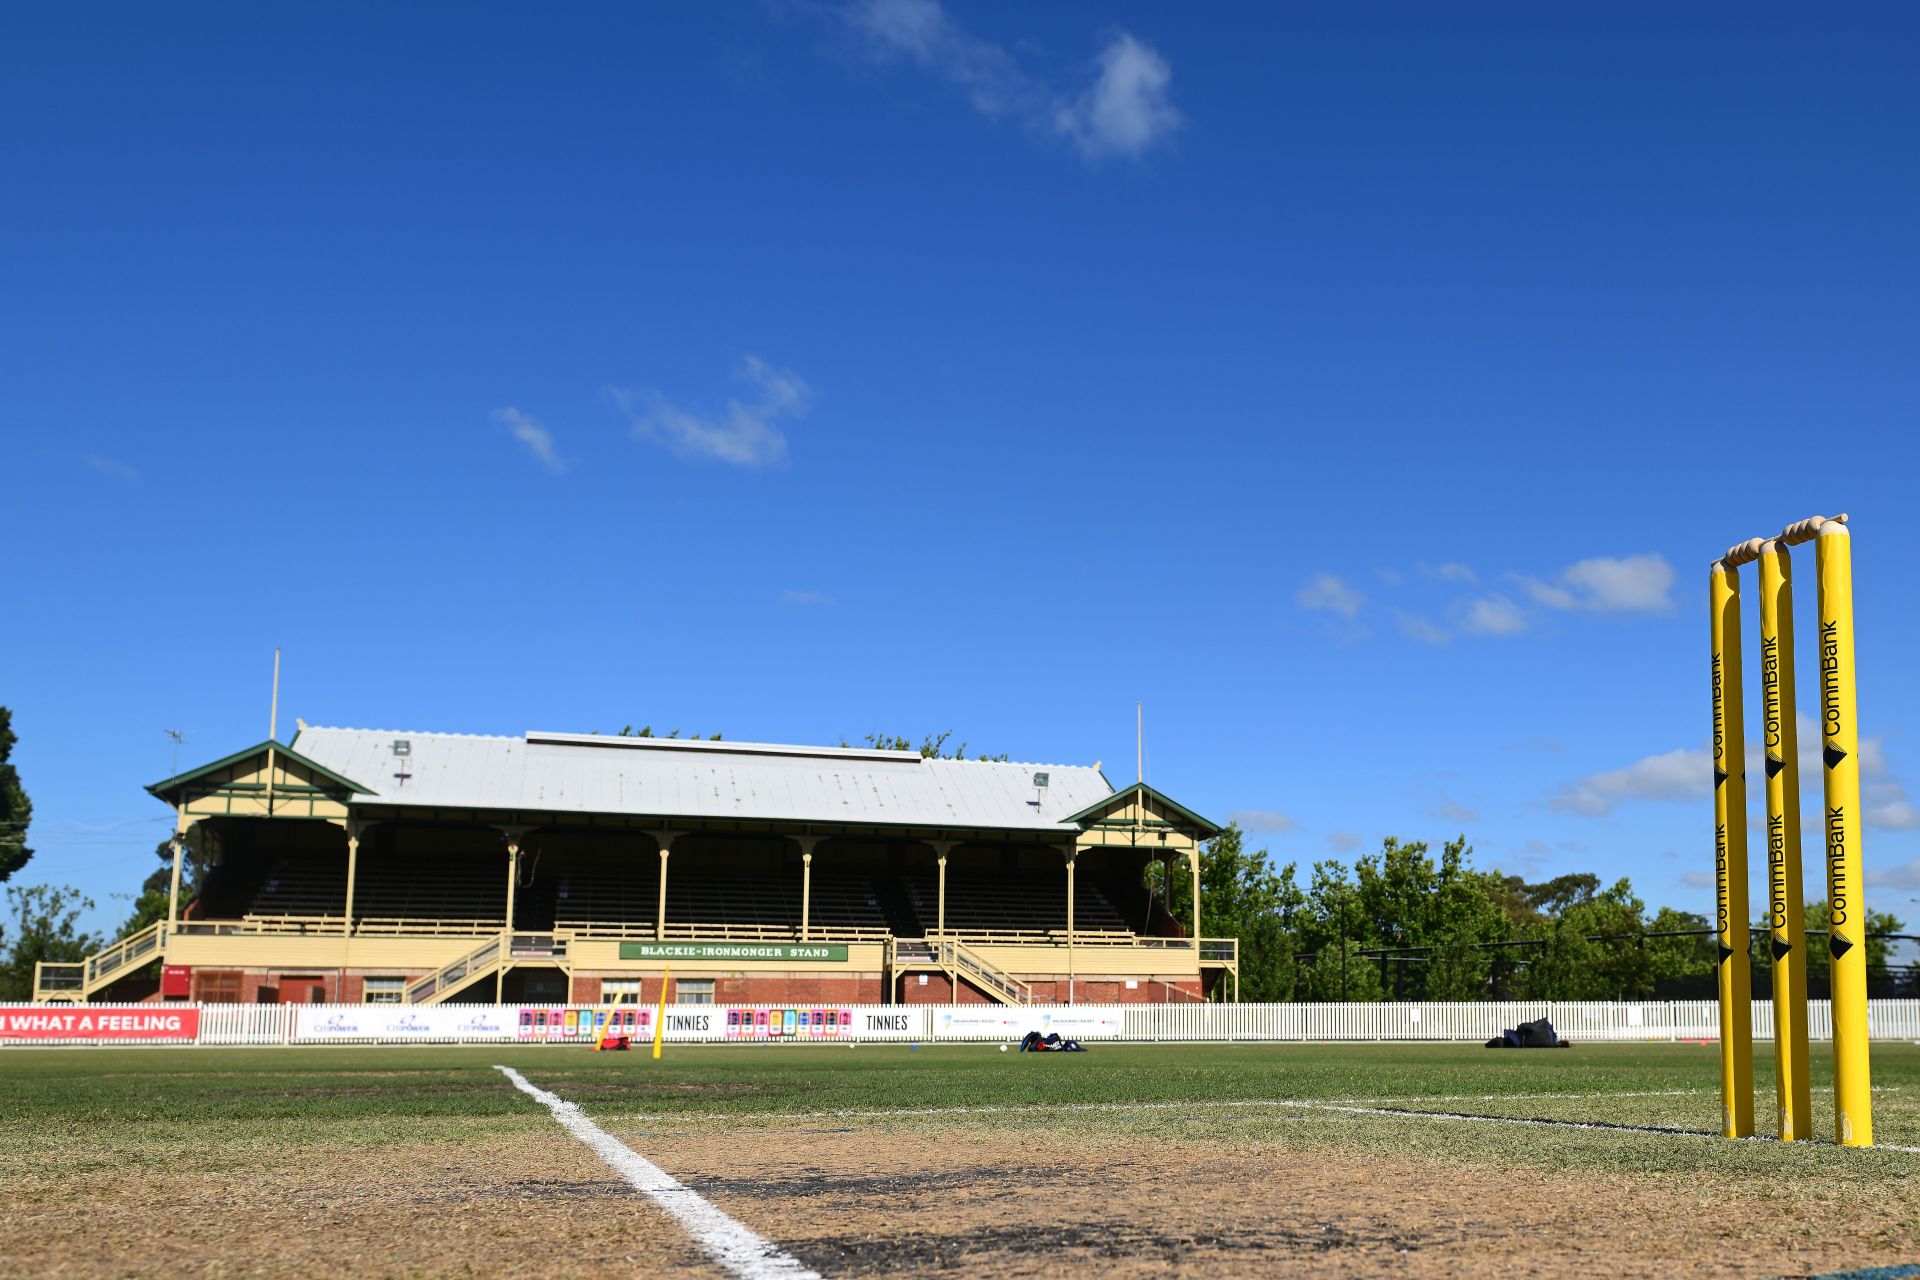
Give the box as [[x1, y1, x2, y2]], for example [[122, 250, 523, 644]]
[[35, 729, 1235, 1006]]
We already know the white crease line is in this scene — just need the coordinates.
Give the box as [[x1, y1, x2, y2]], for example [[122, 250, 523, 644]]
[[495, 1065, 821, 1280]]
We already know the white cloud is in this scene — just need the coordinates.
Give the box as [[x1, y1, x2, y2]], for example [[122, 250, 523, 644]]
[[845, 0, 1022, 116], [1513, 575, 1577, 610], [1515, 554, 1675, 614], [1552, 747, 1708, 816], [615, 356, 806, 468], [1460, 594, 1528, 636], [1866, 779, 1920, 830], [1226, 809, 1295, 834], [1053, 33, 1181, 159], [842, 2, 1178, 160], [81, 453, 140, 483], [1328, 832, 1362, 853], [493, 407, 566, 474], [1866, 858, 1920, 889], [1549, 717, 1910, 822], [781, 589, 838, 607], [1395, 612, 1450, 645], [1428, 800, 1481, 824], [1297, 573, 1364, 620], [1422, 562, 1476, 584], [1563, 554, 1675, 611]]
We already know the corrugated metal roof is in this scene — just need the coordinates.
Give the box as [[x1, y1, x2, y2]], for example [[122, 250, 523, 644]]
[[291, 727, 1114, 833]]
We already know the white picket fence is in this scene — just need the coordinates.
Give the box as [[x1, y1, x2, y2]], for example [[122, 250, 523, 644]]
[[6, 999, 1920, 1047]]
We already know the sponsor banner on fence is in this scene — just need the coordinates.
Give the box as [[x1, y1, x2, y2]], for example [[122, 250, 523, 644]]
[[295, 1005, 516, 1041], [11, 1000, 1920, 1048], [930, 1007, 1123, 1039], [290, 1004, 927, 1044], [1, 1007, 200, 1041]]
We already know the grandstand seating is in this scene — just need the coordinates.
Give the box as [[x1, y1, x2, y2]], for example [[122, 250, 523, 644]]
[[191, 844, 1144, 942], [551, 862, 891, 936], [903, 871, 1131, 937], [352, 855, 506, 930], [233, 855, 347, 920]]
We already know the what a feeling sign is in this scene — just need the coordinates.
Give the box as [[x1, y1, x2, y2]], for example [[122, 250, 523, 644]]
[[616, 942, 850, 962]]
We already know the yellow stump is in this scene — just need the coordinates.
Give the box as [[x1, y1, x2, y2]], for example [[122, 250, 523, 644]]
[[1710, 562, 1754, 1138], [1816, 522, 1872, 1146], [1757, 542, 1812, 1140], [652, 966, 671, 1061]]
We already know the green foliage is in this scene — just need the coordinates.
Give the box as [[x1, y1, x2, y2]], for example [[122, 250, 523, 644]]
[[0, 883, 100, 1000], [1154, 824, 1303, 1000], [117, 888, 171, 941], [616, 726, 722, 740], [1753, 900, 1909, 993], [1139, 825, 1822, 1003], [856, 731, 1010, 762], [0, 708, 31, 884]]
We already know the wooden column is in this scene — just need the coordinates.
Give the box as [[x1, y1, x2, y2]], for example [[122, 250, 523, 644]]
[[655, 832, 680, 940], [930, 840, 955, 937], [795, 836, 820, 941], [1065, 846, 1078, 1004], [342, 821, 361, 937], [497, 828, 526, 1004], [1190, 846, 1202, 955], [502, 832, 522, 932], [166, 826, 186, 926]]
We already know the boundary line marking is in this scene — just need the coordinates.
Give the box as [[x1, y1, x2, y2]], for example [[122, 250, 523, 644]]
[[494, 1065, 822, 1280]]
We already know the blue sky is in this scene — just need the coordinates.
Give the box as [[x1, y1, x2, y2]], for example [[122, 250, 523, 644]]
[[5, 3, 1919, 937]]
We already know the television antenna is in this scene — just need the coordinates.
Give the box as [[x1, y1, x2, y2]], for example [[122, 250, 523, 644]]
[[164, 729, 184, 776]]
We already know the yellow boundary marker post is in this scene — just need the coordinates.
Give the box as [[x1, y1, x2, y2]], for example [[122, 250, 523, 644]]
[[1816, 522, 1872, 1146], [652, 966, 670, 1061], [1709, 560, 1754, 1138], [1757, 541, 1812, 1139]]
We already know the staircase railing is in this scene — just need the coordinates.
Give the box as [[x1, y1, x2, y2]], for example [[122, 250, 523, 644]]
[[935, 937, 1032, 1006], [403, 932, 569, 1004], [1200, 937, 1239, 965], [33, 920, 169, 1002], [405, 933, 506, 1004]]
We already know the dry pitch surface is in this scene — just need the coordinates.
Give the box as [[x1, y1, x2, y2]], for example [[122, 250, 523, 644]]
[[3, 1040, 1918, 1279]]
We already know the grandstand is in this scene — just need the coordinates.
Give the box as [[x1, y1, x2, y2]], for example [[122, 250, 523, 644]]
[[34, 728, 1235, 1007]]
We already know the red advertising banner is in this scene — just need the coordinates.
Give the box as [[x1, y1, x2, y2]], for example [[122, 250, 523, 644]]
[[0, 1008, 200, 1040]]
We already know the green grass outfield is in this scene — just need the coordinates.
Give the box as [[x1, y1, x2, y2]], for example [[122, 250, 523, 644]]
[[4, 1040, 1919, 1163]]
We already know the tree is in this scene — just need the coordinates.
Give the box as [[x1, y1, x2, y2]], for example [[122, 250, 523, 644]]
[[1296, 938, 1386, 1002], [1797, 900, 1906, 995], [1155, 823, 1304, 1001], [857, 732, 1009, 761], [616, 726, 722, 740], [117, 828, 212, 940], [1350, 837, 1511, 999], [0, 884, 100, 1000], [0, 708, 31, 883]]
